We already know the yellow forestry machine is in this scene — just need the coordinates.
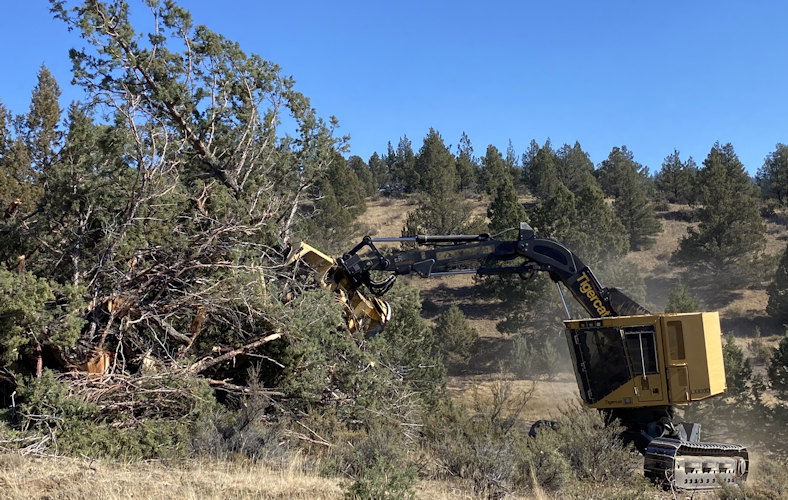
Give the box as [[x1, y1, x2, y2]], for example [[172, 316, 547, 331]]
[[288, 223, 749, 491]]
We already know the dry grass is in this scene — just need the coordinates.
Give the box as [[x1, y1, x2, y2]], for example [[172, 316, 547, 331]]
[[0, 453, 343, 500]]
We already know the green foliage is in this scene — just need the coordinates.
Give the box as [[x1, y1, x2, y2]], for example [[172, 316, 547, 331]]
[[655, 150, 698, 204], [387, 136, 418, 194], [673, 143, 766, 270], [455, 132, 478, 192], [664, 283, 700, 313], [487, 175, 526, 236], [434, 305, 478, 365], [768, 331, 788, 398], [596, 146, 648, 198], [757, 143, 788, 205], [526, 141, 562, 199], [413, 128, 457, 195], [12, 371, 211, 459], [767, 243, 788, 325], [613, 162, 662, 250], [342, 428, 417, 500], [402, 190, 482, 237], [722, 335, 752, 399], [479, 144, 511, 196], [554, 142, 597, 194], [0, 268, 84, 369], [348, 155, 377, 197]]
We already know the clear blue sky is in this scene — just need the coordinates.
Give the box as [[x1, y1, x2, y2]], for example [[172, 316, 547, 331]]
[[1, 1, 787, 174]]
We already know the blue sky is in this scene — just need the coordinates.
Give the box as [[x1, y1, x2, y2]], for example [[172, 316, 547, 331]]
[[1, 1, 787, 174]]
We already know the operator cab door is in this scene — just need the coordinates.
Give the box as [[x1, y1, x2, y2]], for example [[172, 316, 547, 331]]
[[622, 325, 665, 403]]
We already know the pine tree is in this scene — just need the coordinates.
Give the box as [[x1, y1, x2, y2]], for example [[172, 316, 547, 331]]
[[767, 243, 788, 325], [613, 165, 662, 250], [673, 143, 765, 269], [757, 144, 788, 205], [402, 191, 478, 237], [455, 132, 477, 192], [414, 128, 457, 195], [531, 183, 577, 241], [487, 175, 527, 236], [655, 150, 698, 204], [665, 284, 700, 313]]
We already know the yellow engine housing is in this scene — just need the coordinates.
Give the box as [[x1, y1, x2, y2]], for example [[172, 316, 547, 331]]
[[564, 312, 726, 409]]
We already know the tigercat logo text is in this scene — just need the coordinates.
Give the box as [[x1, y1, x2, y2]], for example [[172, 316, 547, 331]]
[[576, 272, 612, 317]]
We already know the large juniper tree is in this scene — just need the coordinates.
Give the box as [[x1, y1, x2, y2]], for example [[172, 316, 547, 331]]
[[673, 143, 765, 270]]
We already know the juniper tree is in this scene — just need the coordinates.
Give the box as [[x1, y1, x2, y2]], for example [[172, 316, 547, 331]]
[[487, 175, 526, 236], [528, 142, 561, 200], [757, 144, 788, 205], [348, 155, 376, 197], [655, 150, 698, 204], [767, 243, 788, 325], [367, 152, 387, 193], [25, 66, 62, 171], [455, 132, 478, 192], [673, 143, 765, 270], [613, 164, 662, 250], [390, 136, 418, 194], [479, 144, 510, 195], [505, 139, 520, 188], [414, 128, 457, 195], [434, 305, 478, 364], [555, 142, 596, 195], [665, 284, 701, 313], [596, 146, 648, 198], [37, 0, 347, 384]]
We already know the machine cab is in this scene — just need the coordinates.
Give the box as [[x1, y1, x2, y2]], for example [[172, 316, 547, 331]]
[[564, 313, 727, 409]]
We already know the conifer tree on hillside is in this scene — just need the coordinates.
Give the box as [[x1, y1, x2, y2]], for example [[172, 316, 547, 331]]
[[455, 132, 478, 192], [555, 142, 596, 195], [528, 142, 562, 200], [479, 144, 510, 195], [757, 144, 788, 205], [665, 283, 701, 313], [389, 136, 417, 194], [487, 175, 526, 236], [414, 129, 457, 195], [673, 143, 765, 269], [347, 155, 376, 197], [655, 150, 698, 204], [521, 139, 539, 191], [368, 152, 388, 191], [614, 164, 662, 250], [596, 146, 648, 198], [767, 243, 788, 325], [505, 139, 521, 187]]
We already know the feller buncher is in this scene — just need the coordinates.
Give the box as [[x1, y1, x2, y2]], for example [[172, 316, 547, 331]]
[[288, 223, 749, 491]]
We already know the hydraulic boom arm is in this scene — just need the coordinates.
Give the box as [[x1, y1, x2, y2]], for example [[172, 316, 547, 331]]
[[337, 223, 649, 319]]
